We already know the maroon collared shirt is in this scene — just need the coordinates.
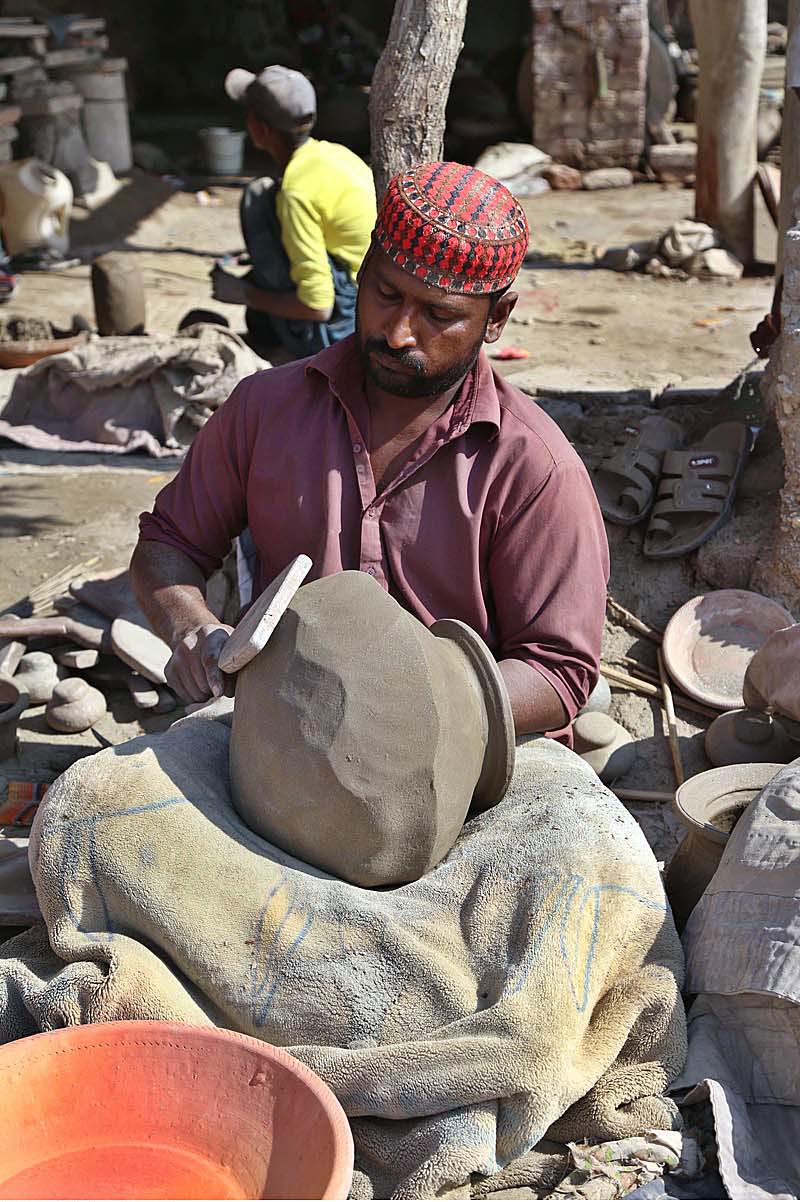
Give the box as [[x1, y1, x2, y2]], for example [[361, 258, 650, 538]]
[[139, 335, 609, 735]]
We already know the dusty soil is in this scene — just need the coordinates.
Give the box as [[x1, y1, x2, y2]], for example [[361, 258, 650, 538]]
[[0, 172, 783, 859]]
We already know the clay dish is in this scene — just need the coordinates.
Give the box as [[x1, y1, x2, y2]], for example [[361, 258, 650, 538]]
[[219, 554, 312, 674], [662, 589, 794, 711], [0, 329, 89, 370]]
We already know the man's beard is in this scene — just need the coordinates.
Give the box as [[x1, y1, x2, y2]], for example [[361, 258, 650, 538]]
[[356, 316, 486, 399]]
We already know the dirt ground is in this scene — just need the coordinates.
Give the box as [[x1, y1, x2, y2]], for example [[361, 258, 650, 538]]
[[0, 172, 784, 858]]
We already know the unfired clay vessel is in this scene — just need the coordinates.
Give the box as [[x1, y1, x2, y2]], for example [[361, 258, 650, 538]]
[[704, 708, 798, 767], [229, 571, 515, 887], [14, 652, 59, 705], [46, 677, 106, 733]]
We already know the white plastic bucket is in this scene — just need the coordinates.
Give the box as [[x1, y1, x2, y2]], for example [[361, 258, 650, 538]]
[[199, 127, 246, 175]]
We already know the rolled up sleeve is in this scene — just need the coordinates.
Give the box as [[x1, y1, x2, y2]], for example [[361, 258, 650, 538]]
[[489, 457, 609, 722], [138, 376, 258, 576]]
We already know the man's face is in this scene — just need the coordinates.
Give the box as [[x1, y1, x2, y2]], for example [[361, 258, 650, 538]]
[[356, 248, 516, 399]]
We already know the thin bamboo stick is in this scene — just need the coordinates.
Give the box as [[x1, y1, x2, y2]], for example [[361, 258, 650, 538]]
[[614, 788, 674, 804], [658, 649, 685, 786], [600, 662, 717, 720], [606, 596, 664, 643]]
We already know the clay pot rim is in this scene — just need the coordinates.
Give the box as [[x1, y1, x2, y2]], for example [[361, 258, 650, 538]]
[[431, 618, 515, 809], [674, 762, 785, 844], [0, 673, 29, 723]]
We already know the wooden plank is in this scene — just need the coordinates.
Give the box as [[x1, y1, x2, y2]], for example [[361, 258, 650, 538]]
[[0, 23, 49, 38], [44, 48, 100, 68], [0, 56, 36, 75], [67, 18, 107, 34]]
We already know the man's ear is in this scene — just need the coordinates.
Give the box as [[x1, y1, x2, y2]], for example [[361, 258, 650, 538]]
[[483, 292, 518, 344]]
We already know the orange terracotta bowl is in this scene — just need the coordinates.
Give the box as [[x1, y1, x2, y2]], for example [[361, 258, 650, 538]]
[[0, 1021, 354, 1200], [0, 329, 90, 369]]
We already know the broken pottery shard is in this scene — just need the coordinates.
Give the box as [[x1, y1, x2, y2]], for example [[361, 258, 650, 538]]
[[219, 554, 313, 674], [46, 677, 106, 734], [54, 645, 100, 670], [111, 618, 171, 685]]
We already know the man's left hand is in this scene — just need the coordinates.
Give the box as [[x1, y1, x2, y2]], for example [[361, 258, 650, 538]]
[[211, 265, 248, 306]]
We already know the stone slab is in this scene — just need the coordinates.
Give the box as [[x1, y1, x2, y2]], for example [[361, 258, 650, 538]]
[[219, 554, 312, 674]]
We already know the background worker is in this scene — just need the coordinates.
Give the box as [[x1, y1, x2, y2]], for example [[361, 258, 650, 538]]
[[211, 64, 376, 358]]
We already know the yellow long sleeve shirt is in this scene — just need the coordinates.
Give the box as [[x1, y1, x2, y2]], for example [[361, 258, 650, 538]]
[[275, 138, 377, 312]]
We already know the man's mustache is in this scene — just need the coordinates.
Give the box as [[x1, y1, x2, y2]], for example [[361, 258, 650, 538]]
[[362, 338, 425, 375]]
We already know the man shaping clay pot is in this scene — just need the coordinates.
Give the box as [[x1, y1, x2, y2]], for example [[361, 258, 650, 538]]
[[131, 161, 609, 742]]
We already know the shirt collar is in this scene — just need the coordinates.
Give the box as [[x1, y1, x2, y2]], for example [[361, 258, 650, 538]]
[[306, 335, 502, 438]]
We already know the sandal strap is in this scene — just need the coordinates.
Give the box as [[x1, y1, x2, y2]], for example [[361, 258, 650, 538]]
[[602, 444, 663, 481], [651, 483, 726, 517], [660, 448, 740, 479]]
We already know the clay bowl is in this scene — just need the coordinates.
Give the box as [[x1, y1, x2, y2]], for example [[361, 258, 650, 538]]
[[0, 1021, 354, 1200], [0, 329, 89, 370], [664, 762, 784, 929], [662, 589, 794, 711], [0, 675, 28, 761]]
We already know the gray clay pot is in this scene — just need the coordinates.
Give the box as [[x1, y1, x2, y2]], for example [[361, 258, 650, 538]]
[[229, 571, 515, 888], [0, 675, 28, 761]]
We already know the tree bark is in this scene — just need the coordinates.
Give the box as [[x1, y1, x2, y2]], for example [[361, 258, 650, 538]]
[[689, 0, 766, 264], [368, 0, 468, 201]]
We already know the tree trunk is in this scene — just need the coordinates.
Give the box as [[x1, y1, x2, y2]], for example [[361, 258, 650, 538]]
[[368, 0, 468, 201], [689, 0, 766, 264], [753, 0, 800, 616]]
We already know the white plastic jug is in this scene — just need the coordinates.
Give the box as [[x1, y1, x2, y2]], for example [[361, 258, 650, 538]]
[[0, 159, 73, 256]]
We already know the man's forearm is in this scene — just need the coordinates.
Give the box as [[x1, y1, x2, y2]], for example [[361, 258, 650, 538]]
[[242, 281, 333, 323], [498, 658, 569, 735], [130, 540, 219, 649]]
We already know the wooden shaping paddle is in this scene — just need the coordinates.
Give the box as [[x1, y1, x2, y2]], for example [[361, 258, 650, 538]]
[[219, 555, 312, 675]]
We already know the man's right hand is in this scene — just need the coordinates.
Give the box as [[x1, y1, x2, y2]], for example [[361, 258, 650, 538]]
[[165, 623, 235, 703]]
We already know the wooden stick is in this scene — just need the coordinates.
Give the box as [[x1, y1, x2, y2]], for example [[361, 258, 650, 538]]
[[600, 662, 717, 720], [606, 596, 664, 644], [614, 788, 674, 804], [658, 649, 685, 786], [620, 655, 659, 683], [27, 556, 100, 601]]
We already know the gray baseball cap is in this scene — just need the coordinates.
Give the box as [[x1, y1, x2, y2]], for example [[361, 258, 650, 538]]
[[224, 65, 316, 132]]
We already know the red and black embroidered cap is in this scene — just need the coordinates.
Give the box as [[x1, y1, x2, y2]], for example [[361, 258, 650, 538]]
[[372, 161, 530, 295]]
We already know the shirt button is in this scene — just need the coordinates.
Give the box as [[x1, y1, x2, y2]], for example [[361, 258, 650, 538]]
[[365, 566, 377, 577], [366, 506, 378, 518], [352, 442, 362, 453], [357, 464, 366, 474]]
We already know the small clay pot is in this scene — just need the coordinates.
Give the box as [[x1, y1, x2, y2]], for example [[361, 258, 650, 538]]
[[705, 708, 797, 767], [573, 711, 636, 783], [664, 762, 785, 930], [14, 652, 59, 705], [46, 677, 106, 734], [0, 676, 28, 760], [229, 571, 515, 887]]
